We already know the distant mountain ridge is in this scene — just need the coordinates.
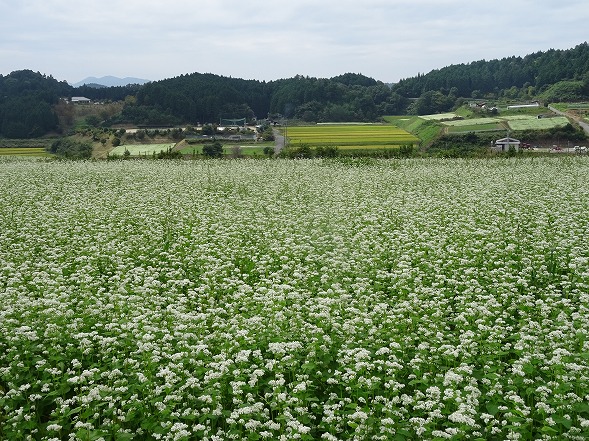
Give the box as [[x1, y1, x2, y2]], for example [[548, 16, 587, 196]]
[[71, 76, 150, 88]]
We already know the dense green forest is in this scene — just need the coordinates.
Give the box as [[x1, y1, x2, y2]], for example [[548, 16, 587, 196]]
[[0, 70, 69, 138], [393, 42, 589, 98], [1, 42, 589, 138], [124, 72, 407, 126]]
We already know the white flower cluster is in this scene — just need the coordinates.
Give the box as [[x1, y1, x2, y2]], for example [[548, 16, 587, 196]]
[[1, 157, 588, 440]]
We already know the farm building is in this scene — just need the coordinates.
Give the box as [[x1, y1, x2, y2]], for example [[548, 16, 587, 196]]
[[494, 137, 521, 152], [507, 102, 540, 110], [71, 96, 91, 104]]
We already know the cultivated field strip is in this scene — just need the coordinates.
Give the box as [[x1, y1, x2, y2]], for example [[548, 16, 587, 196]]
[[0, 148, 51, 157], [109, 144, 177, 156], [440, 115, 570, 133], [507, 116, 569, 131], [283, 124, 419, 147], [1, 158, 589, 440]]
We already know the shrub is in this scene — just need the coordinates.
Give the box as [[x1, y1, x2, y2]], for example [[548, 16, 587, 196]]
[[202, 141, 223, 158], [315, 145, 339, 158], [48, 138, 93, 159]]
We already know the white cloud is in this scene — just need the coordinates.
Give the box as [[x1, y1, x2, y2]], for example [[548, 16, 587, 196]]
[[1, 0, 588, 83]]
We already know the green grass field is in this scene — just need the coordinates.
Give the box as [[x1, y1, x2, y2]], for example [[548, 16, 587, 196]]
[[109, 143, 176, 156], [442, 117, 502, 127], [565, 102, 589, 109], [383, 116, 443, 146], [506, 116, 569, 131], [282, 124, 418, 148], [438, 114, 570, 133], [223, 146, 267, 156], [177, 144, 272, 157], [419, 112, 459, 121], [446, 122, 505, 133]]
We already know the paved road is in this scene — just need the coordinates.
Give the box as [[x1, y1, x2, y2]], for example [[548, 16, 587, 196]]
[[548, 105, 589, 135]]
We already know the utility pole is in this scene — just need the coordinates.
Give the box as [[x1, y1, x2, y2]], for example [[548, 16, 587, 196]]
[[284, 118, 288, 149]]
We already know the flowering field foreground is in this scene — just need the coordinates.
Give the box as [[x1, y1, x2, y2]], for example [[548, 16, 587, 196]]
[[1, 158, 589, 441]]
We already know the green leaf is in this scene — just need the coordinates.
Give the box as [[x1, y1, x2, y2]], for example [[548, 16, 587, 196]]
[[553, 415, 572, 429], [65, 406, 82, 417], [541, 426, 559, 435], [76, 429, 109, 441], [486, 403, 500, 416], [522, 363, 535, 374]]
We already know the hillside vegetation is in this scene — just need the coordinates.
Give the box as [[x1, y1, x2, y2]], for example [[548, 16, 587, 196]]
[[393, 42, 589, 99], [1, 43, 589, 140]]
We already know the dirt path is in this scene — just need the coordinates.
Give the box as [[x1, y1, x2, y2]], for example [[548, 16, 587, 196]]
[[548, 105, 589, 135], [273, 128, 286, 155]]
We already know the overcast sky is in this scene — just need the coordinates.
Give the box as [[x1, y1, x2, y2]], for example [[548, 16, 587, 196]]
[[1, 0, 588, 85]]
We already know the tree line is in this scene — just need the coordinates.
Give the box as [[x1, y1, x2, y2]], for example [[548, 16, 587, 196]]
[[392, 42, 589, 100], [123, 72, 409, 126], [2, 42, 589, 138], [0, 70, 143, 138]]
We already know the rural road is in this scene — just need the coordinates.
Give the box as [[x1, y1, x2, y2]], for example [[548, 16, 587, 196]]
[[548, 105, 589, 135], [273, 128, 285, 154]]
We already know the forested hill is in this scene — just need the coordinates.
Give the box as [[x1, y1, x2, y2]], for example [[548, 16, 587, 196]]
[[0, 70, 407, 136], [2, 42, 589, 138], [130, 72, 404, 125], [0, 70, 141, 138], [392, 42, 589, 98], [0, 70, 70, 138]]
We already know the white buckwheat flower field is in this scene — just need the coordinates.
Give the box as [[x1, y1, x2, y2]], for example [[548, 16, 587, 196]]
[[1, 157, 589, 440]]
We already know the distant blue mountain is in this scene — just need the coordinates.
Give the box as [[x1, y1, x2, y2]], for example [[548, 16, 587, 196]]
[[71, 76, 150, 88]]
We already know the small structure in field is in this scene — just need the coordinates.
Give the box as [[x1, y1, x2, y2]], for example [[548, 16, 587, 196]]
[[507, 102, 540, 110], [494, 137, 521, 152], [71, 96, 92, 104]]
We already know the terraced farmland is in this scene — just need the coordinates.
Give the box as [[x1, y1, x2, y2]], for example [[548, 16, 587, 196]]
[[442, 117, 505, 133], [282, 124, 419, 148], [504, 115, 570, 131], [438, 115, 571, 133], [0, 147, 52, 157], [442, 117, 502, 127], [446, 122, 504, 133]]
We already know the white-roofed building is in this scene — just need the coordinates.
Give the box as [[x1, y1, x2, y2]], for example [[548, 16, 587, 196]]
[[71, 96, 91, 104], [494, 137, 521, 152]]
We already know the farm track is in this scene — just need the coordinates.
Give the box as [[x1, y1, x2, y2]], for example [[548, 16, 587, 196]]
[[273, 128, 285, 154], [549, 105, 589, 135]]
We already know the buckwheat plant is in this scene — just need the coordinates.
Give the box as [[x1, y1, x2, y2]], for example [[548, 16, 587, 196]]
[[1, 156, 588, 440]]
